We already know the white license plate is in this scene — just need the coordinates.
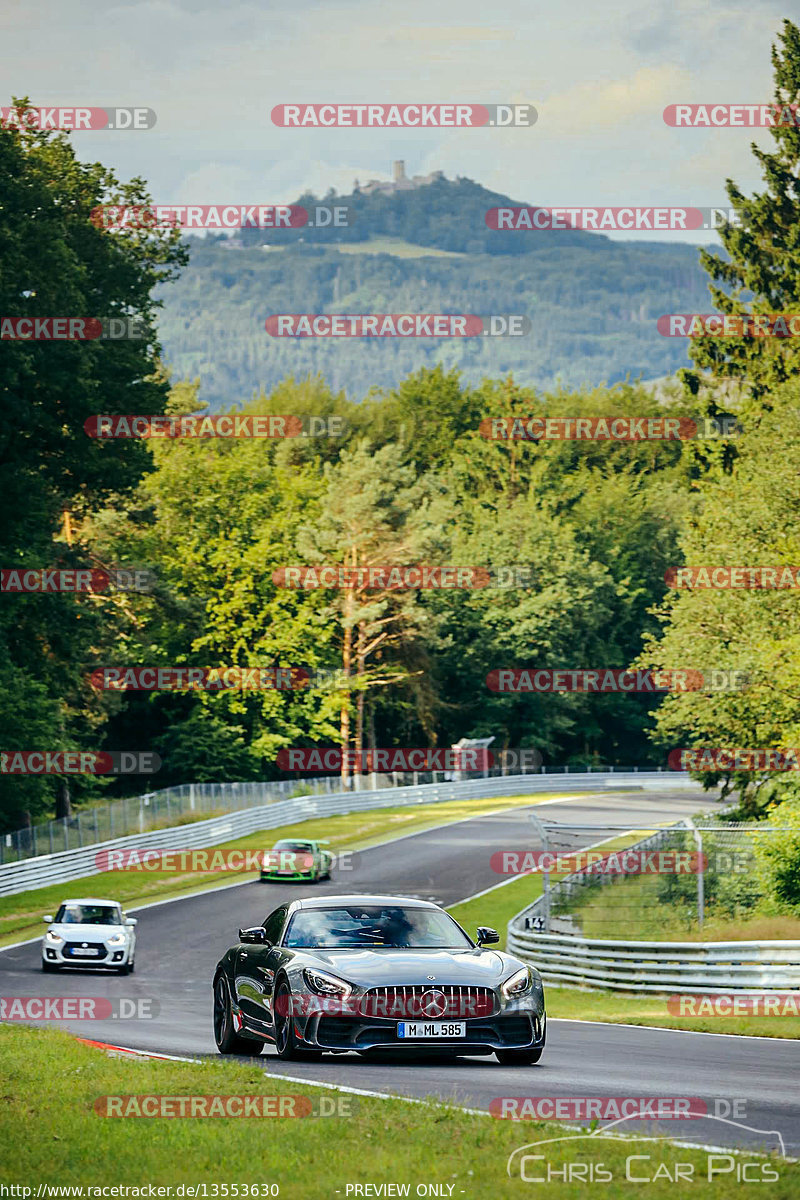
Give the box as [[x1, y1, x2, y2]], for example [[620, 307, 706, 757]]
[[397, 1022, 466, 1038], [70, 947, 100, 956]]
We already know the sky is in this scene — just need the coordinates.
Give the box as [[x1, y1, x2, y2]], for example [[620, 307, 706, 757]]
[[1, 0, 794, 242]]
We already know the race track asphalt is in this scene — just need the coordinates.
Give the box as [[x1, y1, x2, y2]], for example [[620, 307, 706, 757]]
[[2, 787, 797, 1157]]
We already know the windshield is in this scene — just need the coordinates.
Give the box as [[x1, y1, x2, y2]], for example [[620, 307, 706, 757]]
[[283, 906, 472, 949], [55, 904, 122, 925], [274, 841, 314, 853]]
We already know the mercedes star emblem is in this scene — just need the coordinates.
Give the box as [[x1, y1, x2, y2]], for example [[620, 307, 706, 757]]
[[420, 989, 448, 1019]]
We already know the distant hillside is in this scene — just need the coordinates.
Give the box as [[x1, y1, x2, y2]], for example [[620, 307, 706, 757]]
[[239, 174, 600, 255], [156, 232, 712, 408]]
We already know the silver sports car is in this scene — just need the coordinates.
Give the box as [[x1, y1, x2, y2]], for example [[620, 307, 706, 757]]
[[213, 894, 545, 1065]]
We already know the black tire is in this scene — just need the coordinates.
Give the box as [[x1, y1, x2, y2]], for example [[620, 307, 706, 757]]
[[214, 975, 263, 1055], [274, 978, 303, 1060], [495, 1046, 544, 1065], [41, 960, 59, 973]]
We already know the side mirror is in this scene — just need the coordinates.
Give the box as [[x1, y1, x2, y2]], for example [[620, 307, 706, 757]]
[[476, 926, 500, 946], [239, 926, 268, 945], [43, 915, 53, 923], [125, 918, 137, 927]]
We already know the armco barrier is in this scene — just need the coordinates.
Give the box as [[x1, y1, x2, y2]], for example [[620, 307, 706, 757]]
[[506, 925, 800, 993], [0, 770, 700, 897]]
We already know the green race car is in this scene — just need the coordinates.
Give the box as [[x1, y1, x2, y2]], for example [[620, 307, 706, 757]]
[[260, 838, 334, 883]]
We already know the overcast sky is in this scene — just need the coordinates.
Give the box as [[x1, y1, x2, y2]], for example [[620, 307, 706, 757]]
[[2, 0, 793, 242]]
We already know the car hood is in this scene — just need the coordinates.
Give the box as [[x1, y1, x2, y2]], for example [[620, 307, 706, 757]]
[[49, 923, 126, 939], [300, 947, 512, 987]]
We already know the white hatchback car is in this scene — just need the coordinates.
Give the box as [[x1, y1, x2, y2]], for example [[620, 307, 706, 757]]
[[42, 898, 137, 974]]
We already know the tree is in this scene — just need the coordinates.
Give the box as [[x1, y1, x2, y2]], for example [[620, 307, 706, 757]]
[[636, 382, 800, 813], [0, 106, 185, 829], [296, 440, 449, 783], [684, 20, 800, 410]]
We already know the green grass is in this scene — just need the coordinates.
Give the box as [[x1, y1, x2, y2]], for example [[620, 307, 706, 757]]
[[0, 792, 576, 948], [330, 236, 466, 258], [0, 1026, 793, 1195], [560, 870, 800, 942], [543, 986, 800, 1038]]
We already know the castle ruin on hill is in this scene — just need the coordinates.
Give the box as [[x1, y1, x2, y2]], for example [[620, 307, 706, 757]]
[[354, 161, 447, 196]]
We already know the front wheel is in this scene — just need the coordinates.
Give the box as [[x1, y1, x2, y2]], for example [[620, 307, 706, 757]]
[[41, 960, 59, 973], [214, 975, 262, 1055], [495, 1047, 544, 1065], [274, 979, 304, 1060]]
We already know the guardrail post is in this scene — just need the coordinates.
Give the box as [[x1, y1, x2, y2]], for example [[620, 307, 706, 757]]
[[683, 818, 704, 928], [529, 812, 550, 932]]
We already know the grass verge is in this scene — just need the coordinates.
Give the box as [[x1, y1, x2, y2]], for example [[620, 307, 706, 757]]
[[0, 1026, 793, 1196], [559, 870, 800, 942], [0, 792, 576, 948]]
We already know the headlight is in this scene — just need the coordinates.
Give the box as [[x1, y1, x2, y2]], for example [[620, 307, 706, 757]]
[[501, 967, 533, 999], [106, 933, 126, 946], [45, 930, 63, 945], [303, 968, 352, 997]]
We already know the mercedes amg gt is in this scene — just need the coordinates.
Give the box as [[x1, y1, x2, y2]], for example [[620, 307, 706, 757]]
[[212, 894, 545, 1064]]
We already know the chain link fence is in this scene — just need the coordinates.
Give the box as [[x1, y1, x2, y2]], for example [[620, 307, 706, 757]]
[[0, 762, 670, 865], [523, 815, 792, 938]]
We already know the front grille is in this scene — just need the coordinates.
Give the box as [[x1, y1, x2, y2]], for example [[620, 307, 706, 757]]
[[63, 941, 107, 960], [360, 985, 496, 1020]]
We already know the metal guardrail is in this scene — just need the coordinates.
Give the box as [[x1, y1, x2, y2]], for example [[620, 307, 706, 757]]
[[0, 770, 701, 897], [0, 762, 674, 865], [506, 926, 800, 993]]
